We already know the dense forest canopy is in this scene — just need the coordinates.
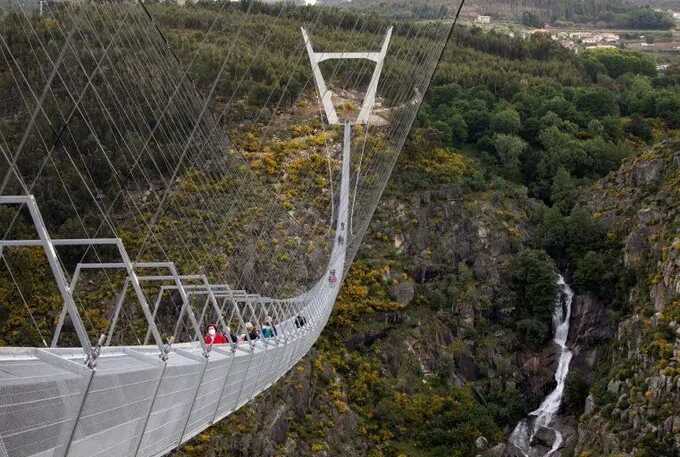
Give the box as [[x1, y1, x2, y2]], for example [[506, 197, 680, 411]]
[[1, 2, 680, 455], [418, 28, 680, 207], [0, 0, 450, 343], [401, 22, 679, 349], [2, 0, 678, 365], [324, 0, 678, 29]]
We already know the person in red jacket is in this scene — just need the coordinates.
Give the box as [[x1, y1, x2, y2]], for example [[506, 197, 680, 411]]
[[204, 323, 227, 345]]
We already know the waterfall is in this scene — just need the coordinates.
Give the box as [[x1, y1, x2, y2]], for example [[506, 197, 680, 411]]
[[509, 275, 574, 457]]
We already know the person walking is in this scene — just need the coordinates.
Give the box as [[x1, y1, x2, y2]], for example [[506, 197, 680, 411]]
[[204, 324, 227, 345]]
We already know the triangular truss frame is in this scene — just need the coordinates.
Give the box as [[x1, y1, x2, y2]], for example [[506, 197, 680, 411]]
[[301, 26, 393, 125]]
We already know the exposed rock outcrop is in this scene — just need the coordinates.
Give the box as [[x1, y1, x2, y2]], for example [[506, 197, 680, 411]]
[[568, 294, 613, 352], [574, 140, 680, 455]]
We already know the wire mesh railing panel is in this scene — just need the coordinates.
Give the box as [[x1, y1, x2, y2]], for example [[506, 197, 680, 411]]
[[234, 345, 271, 407], [215, 350, 256, 417], [253, 344, 285, 393], [181, 351, 231, 441], [0, 355, 89, 457], [0, 433, 7, 457], [137, 356, 204, 457], [68, 356, 161, 456]]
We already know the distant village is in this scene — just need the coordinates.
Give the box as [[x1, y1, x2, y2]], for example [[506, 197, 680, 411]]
[[473, 9, 680, 71]]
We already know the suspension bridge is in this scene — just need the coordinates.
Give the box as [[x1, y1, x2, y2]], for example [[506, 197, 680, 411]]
[[0, 1, 459, 456]]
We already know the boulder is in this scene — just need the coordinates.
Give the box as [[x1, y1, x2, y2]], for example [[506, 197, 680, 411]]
[[344, 329, 389, 350], [664, 416, 674, 435], [519, 348, 559, 403], [608, 379, 622, 395], [475, 436, 489, 450], [484, 443, 506, 457], [624, 227, 651, 270], [455, 351, 481, 381], [393, 233, 404, 250], [652, 282, 669, 313], [456, 300, 475, 327], [307, 248, 327, 277], [631, 158, 664, 188], [638, 207, 660, 225], [568, 294, 613, 351], [389, 280, 415, 305], [269, 406, 289, 445], [584, 394, 595, 416], [531, 426, 556, 449], [502, 443, 529, 457]]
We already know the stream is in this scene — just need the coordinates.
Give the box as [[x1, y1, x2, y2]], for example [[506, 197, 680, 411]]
[[509, 275, 574, 457]]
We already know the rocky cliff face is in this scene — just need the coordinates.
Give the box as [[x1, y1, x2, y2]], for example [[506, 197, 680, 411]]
[[573, 140, 680, 456], [173, 181, 562, 457], [169, 135, 680, 457]]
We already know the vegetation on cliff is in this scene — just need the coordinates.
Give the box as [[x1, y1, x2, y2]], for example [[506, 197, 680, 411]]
[[159, 6, 675, 455], [2, 2, 680, 456], [573, 139, 680, 456]]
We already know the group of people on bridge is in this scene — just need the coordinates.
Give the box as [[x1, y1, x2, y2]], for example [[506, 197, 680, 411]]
[[203, 315, 303, 346]]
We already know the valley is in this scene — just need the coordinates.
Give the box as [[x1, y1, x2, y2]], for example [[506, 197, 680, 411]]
[[1, 2, 679, 457]]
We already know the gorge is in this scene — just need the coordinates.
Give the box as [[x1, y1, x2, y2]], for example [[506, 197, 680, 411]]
[[508, 276, 575, 457], [1, 2, 680, 456]]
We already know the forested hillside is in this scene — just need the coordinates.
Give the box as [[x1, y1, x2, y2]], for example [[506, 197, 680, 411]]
[[142, 4, 680, 457], [1, 1, 680, 456], [325, 0, 677, 29]]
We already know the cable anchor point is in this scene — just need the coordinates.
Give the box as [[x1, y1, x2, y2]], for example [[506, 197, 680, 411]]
[[160, 336, 174, 362], [85, 333, 106, 369]]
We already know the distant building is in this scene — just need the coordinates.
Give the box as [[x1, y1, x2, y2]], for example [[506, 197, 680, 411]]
[[673, 12, 680, 20], [601, 33, 620, 43], [657, 64, 670, 72], [586, 45, 617, 50], [581, 33, 620, 45], [559, 40, 577, 50], [570, 32, 594, 40], [476, 15, 491, 24]]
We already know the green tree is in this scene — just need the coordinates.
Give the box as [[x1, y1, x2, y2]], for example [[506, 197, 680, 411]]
[[540, 207, 608, 262], [563, 369, 590, 415], [581, 54, 608, 82], [463, 109, 490, 141], [655, 90, 680, 127], [493, 133, 526, 180], [542, 96, 578, 123], [581, 48, 656, 79], [623, 7, 675, 30], [490, 109, 521, 135], [432, 120, 452, 146], [551, 166, 577, 214], [625, 116, 653, 143], [575, 87, 619, 117], [521, 11, 543, 28], [509, 249, 559, 348], [574, 251, 613, 298], [449, 113, 469, 145], [621, 75, 655, 116]]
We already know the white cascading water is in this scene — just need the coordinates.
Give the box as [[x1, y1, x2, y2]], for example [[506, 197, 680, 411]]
[[509, 275, 574, 457]]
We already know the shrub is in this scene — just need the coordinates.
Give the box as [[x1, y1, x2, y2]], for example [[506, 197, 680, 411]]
[[509, 249, 559, 348]]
